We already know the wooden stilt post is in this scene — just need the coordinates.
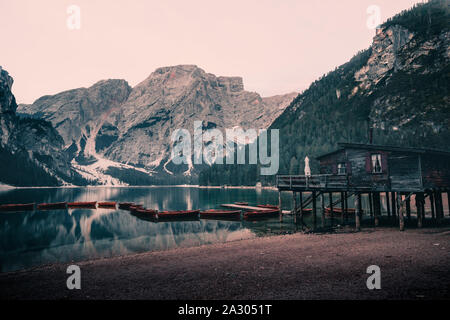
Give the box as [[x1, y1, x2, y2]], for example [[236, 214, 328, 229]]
[[447, 191, 450, 217], [391, 192, 397, 219], [429, 192, 435, 220], [368, 193, 373, 218], [312, 191, 317, 230], [320, 192, 325, 229], [386, 192, 391, 217], [329, 192, 334, 227], [406, 197, 411, 220], [447, 192, 450, 217], [292, 192, 297, 224], [355, 193, 361, 232], [344, 192, 348, 222], [397, 194, 405, 232], [299, 192, 304, 226], [278, 191, 282, 222], [373, 192, 380, 227], [421, 194, 426, 224], [435, 191, 444, 225], [340, 192, 345, 225], [416, 192, 424, 228]]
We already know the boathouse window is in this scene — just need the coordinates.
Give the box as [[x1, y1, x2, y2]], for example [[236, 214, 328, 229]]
[[371, 154, 382, 173], [337, 162, 347, 175]]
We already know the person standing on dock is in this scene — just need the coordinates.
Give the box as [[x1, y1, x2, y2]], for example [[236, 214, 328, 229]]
[[304, 156, 311, 177]]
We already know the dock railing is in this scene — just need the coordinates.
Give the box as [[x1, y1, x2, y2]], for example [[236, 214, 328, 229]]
[[276, 174, 349, 190]]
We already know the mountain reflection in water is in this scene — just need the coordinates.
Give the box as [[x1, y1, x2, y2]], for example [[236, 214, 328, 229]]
[[0, 187, 297, 272]]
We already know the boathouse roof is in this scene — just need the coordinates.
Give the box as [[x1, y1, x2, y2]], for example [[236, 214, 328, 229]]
[[316, 143, 450, 160]]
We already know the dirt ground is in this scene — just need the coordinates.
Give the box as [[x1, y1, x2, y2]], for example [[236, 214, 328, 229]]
[[1, 227, 449, 300]]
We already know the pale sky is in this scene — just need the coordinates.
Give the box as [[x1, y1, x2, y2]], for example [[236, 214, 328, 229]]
[[0, 0, 424, 104]]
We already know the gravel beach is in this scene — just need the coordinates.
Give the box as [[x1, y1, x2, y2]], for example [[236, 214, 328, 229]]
[[1, 227, 449, 300]]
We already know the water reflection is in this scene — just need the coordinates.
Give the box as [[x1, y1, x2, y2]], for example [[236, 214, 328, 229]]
[[0, 187, 292, 272]]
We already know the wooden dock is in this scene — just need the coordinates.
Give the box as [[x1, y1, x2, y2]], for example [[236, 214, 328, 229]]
[[276, 143, 450, 232]]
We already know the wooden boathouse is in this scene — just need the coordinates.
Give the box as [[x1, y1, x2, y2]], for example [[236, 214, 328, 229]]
[[276, 143, 450, 231]]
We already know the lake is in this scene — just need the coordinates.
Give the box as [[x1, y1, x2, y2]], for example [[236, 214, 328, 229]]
[[0, 186, 305, 272], [1, 186, 428, 272]]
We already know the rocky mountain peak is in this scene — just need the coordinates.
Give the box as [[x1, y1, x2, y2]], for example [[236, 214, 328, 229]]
[[16, 64, 296, 184], [138, 64, 244, 94], [0, 67, 84, 186], [0, 66, 17, 114], [354, 25, 415, 93]]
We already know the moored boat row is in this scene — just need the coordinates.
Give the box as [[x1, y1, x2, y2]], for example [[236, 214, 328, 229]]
[[1, 199, 285, 221], [123, 202, 284, 222]]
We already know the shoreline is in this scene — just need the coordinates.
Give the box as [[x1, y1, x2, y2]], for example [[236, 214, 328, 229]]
[[1, 226, 449, 300], [0, 184, 278, 190]]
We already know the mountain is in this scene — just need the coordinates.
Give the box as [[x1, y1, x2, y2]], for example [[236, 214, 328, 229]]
[[17, 65, 296, 185], [0, 67, 87, 186], [199, 0, 450, 186]]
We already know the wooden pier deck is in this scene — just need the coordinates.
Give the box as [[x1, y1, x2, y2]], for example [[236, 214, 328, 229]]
[[275, 143, 450, 232]]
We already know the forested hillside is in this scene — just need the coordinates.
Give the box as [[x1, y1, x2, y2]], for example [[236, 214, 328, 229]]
[[199, 0, 450, 186]]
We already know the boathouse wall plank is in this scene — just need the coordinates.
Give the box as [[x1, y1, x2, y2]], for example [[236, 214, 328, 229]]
[[389, 152, 421, 191]]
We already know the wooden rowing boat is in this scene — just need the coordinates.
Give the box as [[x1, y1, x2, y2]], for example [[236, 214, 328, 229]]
[[297, 208, 313, 215], [67, 201, 97, 209], [0, 203, 35, 212], [243, 209, 279, 220], [118, 202, 134, 210], [130, 208, 158, 221], [256, 204, 279, 209], [129, 204, 144, 212], [37, 202, 67, 210], [98, 201, 117, 209], [157, 210, 200, 221], [134, 208, 157, 215], [234, 202, 248, 205], [200, 209, 241, 220]]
